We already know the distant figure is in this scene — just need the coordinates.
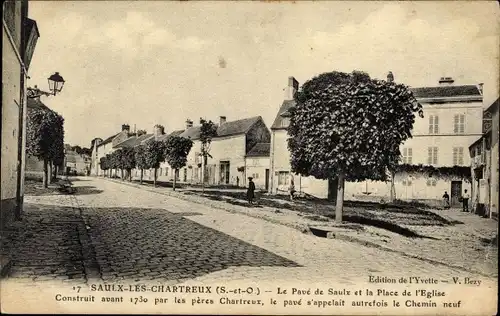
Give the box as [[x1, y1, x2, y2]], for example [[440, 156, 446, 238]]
[[247, 177, 255, 205], [236, 176, 240, 187], [462, 189, 470, 212], [442, 191, 450, 209], [289, 179, 296, 201]]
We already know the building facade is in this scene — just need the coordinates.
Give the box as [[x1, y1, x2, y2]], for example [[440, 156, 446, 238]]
[[269, 77, 330, 198], [345, 76, 484, 206], [245, 143, 270, 190], [469, 98, 499, 219], [2, 0, 39, 227]]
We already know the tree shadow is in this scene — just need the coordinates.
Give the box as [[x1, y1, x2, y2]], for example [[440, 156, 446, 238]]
[[58, 186, 104, 196]]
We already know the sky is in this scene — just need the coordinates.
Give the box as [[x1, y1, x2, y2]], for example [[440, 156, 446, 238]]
[[28, 1, 499, 148]]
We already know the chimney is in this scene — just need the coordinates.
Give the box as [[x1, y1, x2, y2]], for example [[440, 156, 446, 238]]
[[154, 124, 165, 138], [122, 124, 130, 132], [185, 119, 193, 129], [387, 71, 394, 83], [477, 83, 484, 95], [219, 116, 227, 126], [438, 77, 454, 85], [285, 76, 299, 100]]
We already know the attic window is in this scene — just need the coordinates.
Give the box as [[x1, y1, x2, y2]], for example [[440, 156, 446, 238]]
[[280, 117, 290, 127]]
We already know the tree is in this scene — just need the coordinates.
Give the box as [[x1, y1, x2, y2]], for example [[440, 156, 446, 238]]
[[144, 140, 166, 187], [26, 107, 65, 187], [136, 129, 147, 136], [199, 118, 218, 190], [120, 147, 136, 181], [164, 135, 193, 190], [135, 145, 148, 184], [71, 145, 82, 155], [100, 156, 109, 177], [288, 70, 422, 222]]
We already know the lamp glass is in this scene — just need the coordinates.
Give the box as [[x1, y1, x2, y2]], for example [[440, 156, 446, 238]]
[[47, 72, 65, 95]]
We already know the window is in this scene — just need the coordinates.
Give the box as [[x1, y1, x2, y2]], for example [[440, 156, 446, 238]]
[[281, 118, 290, 128], [452, 147, 464, 165], [428, 115, 439, 134], [454, 114, 465, 134], [165, 167, 168, 176], [159, 168, 162, 176], [194, 152, 200, 164], [427, 147, 438, 165], [278, 171, 290, 185], [252, 173, 259, 179], [426, 178, 437, 186], [402, 148, 413, 164]]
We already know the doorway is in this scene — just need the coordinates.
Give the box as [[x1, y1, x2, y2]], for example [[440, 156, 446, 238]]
[[265, 169, 270, 191], [451, 181, 462, 207]]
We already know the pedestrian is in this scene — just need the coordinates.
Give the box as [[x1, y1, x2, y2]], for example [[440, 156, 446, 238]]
[[236, 176, 239, 187], [289, 179, 296, 201], [442, 191, 450, 209], [462, 189, 470, 212], [247, 177, 255, 205]]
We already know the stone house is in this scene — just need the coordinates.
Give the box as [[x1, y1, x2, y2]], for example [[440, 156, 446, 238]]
[[1, 0, 39, 228], [345, 76, 484, 206], [154, 116, 271, 186], [269, 77, 330, 198], [469, 98, 499, 219], [245, 143, 271, 190]]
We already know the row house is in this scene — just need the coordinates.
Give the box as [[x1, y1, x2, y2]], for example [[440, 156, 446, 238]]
[[469, 98, 499, 219], [90, 124, 153, 176], [151, 116, 271, 187], [345, 76, 484, 206], [2, 0, 40, 228]]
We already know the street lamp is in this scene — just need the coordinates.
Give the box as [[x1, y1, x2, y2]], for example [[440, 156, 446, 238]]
[[27, 72, 65, 98]]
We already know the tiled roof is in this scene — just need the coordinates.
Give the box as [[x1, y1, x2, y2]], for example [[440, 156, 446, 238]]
[[410, 85, 481, 99], [246, 143, 270, 157], [99, 133, 120, 146], [271, 100, 295, 130], [114, 136, 139, 148], [179, 116, 262, 140], [139, 134, 155, 144], [485, 98, 499, 113], [156, 129, 185, 142]]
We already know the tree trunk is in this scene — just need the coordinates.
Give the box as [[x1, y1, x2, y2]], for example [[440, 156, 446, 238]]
[[53, 164, 58, 180], [43, 159, 49, 188], [173, 169, 177, 191], [121, 168, 124, 180], [47, 163, 52, 184], [128, 169, 132, 182], [335, 172, 345, 223], [390, 170, 396, 203], [154, 168, 157, 187]]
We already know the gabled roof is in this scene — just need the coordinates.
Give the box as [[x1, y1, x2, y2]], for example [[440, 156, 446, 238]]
[[410, 85, 482, 101], [271, 99, 295, 130], [98, 133, 120, 147], [246, 143, 270, 157], [179, 116, 262, 140], [156, 129, 185, 142]]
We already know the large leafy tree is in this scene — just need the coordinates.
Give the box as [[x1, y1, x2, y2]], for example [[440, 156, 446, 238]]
[[164, 135, 193, 191], [26, 107, 65, 187], [144, 140, 166, 187], [120, 147, 136, 181], [135, 145, 148, 184], [199, 118, 218, 189], [288, 70, 422, 222]]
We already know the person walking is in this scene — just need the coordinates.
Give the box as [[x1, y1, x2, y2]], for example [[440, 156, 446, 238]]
[[442, 191, 450, 209], [289, 179, 296, 201], [247, 177, 255, 205], [462, 189, 470, 212]]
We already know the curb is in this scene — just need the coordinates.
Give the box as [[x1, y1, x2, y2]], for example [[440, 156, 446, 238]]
[[100, 177, 496, 279]]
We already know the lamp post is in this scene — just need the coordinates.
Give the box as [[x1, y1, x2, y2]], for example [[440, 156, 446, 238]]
[[16, 72, 66, 220], [27, 72, 65, 98]]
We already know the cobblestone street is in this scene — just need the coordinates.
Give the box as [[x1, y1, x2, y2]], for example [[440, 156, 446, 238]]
[[1, 177, 496, 287]]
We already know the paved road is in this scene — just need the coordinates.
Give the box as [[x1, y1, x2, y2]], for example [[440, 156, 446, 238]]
[[3, 176, 494, 288]]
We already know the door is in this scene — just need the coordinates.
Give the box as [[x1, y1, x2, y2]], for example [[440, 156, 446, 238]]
[[265, 169, 270, 191], [219, 161, 230, 185], [451, 181, 462, 207]]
